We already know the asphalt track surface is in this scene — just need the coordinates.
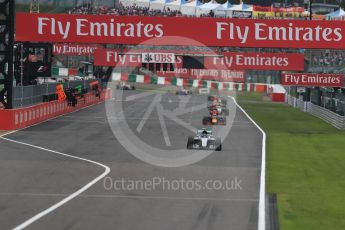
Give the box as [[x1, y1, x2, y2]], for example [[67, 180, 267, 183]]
[[0, 89, 263, 230]]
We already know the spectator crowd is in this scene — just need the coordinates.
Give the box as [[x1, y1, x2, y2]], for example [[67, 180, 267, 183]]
[[68, 3, 216, 18]]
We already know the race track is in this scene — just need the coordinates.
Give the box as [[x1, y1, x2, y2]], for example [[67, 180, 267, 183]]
[[0, 89, 263, 230]]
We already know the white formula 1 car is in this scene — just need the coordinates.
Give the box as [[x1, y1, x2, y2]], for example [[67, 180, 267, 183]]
[[208, 95, 227, 106], [116, 82, 136, 90], [187, 128, 222, 151], [176, 88, 192, 95]]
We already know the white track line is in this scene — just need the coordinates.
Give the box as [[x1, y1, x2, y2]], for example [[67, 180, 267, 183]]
[[0, 137, 110, 230], [230, 96, 266, 230], [0, 192, 259, 202], [157, 104, 171, 146], [0, 100, 111, 229]]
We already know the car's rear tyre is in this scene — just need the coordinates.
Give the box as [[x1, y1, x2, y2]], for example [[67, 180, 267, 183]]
[[187, 136, 194, 149], [202, 117, 209, 125], [215, 138, 222, 151]]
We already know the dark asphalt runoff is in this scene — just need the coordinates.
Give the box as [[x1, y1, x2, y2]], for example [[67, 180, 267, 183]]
[[0, 89, 263, 230]]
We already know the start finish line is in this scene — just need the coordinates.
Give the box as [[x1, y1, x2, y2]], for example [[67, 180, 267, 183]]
[[16, 12, 345, 49]]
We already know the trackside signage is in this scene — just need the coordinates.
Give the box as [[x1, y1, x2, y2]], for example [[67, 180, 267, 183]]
[[205, 52, 304, 71], [53, 43, 99, 56], [281, 73, 344, 87], [156, 69, 245, 82], [94, 49, 185, 67], [16, 13, 345, 49], [94, 49, 304, 71], [94, 50, 141, 67], [142, 53, 175, 63]]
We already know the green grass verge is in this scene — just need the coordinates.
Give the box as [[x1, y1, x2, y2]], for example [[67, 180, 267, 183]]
[[237, 92, 345, 230]]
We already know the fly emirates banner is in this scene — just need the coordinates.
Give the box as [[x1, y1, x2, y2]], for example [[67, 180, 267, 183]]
[[16, 13, 345, 49]]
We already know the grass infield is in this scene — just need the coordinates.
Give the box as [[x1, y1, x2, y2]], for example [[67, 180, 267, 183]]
[[237, 92, 345, 230]]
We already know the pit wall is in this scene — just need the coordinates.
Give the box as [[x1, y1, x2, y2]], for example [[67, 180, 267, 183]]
[[0, 89, 112, 131], [111, 73, 268, 93]]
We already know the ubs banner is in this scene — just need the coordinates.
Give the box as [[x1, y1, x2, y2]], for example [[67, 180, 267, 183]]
[[16, 13, 345, 49], [281, 73, 344, 87]]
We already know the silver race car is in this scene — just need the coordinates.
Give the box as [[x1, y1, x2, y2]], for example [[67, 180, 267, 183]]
[[208, 95, 228, 106], [116, 82, 136, 90], [176, 88, 192, 95], [187, 128, 222, 151]]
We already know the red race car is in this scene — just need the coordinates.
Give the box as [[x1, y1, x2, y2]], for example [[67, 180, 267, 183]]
[[203, 109, 226, 125]]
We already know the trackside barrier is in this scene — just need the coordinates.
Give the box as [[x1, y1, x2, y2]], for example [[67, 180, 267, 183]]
[[286, 94, 344, 129], [286, 94, 310, 113], [0, 88, 112, 131], [111, 73, 268, 93], [309, 103, 345, 129]]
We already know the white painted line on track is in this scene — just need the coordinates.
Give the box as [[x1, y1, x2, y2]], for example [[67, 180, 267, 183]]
[[162, 111, 196, 133], [47, 119, 106, 124], [0, 192, 259, 202], [157, 104, 171, 146], [125, 91, 157, 102], [173, 103, 207, 116], [230, 96, 266, 230], [0, 137, 111, 230], [136, 94, 161, 133], [0, 131, 16, 137]]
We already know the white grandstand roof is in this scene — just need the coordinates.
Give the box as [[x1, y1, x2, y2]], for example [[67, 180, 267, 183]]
[[180, 0, 202, 15], [325, 8, 345, 18], [150, 0, 168, 10], [164, 0, 182, 11]]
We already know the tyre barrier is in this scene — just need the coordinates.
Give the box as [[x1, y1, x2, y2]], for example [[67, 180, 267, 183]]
[[0, 88, 112, 131]]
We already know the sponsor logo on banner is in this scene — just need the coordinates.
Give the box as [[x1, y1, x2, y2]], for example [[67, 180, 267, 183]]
[[156, 68, 245, 82], [297, 87, 306, 93], [231, 11, 252, 19], [141, 53, 175, 63], [205, 52, 304, 71], [281, 73, 344, 87], [15, 13, 345, 49], [53, 43, 99, 56], [94, 49, 181, 67], [253, 6, 304, 18], [94, 49, 142, 67], [94, 49, 304, 71]]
